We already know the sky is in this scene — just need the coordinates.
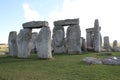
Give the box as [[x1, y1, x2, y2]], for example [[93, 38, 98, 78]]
[[0, 0, 120, 44]]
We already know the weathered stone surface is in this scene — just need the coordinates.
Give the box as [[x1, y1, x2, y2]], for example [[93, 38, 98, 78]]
[[66, 25, 81, 54], [36, 27, 52, 59], [8, 31, 18, 57], [93, 19, 101, 52], [31, 32, 38, 53], [103, 36, 111, 51], [23, 21, 48, 29], [81, 37, 87, 51], [82, 57, 102, 64], [113, 40, 120, 52], [102, 57, 120, 65], [52, 27, 66, 54], [17, 29, 32, 58], [86, 28, 94, 50], [0, 52, 6, 55], [54, 18, 79, 26]]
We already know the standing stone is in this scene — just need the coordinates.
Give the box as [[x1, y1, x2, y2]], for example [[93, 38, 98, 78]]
[[66, 25, 81, 54], [8, 31, 18, 57], [103, 36, 111, 51], [93, 19, 101, 52], [17, 29, 32, 58], [81, 37, 87, 51], [86, 28, 94, 50], [31, 32, 38, 53], [52, 26, 66, 54], [36, 27, 52, 59], [113, 40, 120, 52]]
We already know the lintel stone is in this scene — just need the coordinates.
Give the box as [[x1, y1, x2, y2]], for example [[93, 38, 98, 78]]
[[54, 18, 79, 26], [86, 27, 101, 32], [23, 21, 49, 29]]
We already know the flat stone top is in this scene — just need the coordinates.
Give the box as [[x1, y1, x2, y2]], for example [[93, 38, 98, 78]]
[[23, 21, 49, 29], [86, 27, 101, 32], [54, 18, 79, 26]]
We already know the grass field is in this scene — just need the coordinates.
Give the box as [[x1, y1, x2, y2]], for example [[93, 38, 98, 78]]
[[0, 52, 120, 80]]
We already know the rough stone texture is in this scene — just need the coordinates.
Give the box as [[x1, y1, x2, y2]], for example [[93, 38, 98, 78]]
[[54, 18, 79, 26], [0, 52, 6, 55], [81, 37, 87, 51], [52, 27, 66, 54], [102, 57, 120, 65], [66, 25, 81, 54], [23, 21, 48, 29], [17, 29, 32, 58], [36, 27, 52, 59], [113, 40, 120, 52], [86, 28, 94, 50], [103, 36, 111, 51], [31, 32, 38, 53], [8, 31, 18, 57], [93, 19, 101, 52], [82, 57, 102, 64]]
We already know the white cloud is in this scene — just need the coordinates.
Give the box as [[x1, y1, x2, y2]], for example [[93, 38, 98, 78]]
[[22, 3, 40, 22], [48, 0, 120, 42]]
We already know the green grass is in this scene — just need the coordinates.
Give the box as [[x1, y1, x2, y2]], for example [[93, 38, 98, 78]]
[[0, 52, 120, 80]]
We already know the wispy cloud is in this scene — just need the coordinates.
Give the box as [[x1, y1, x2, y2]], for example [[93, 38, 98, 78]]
[[22, 3, 40, 22]]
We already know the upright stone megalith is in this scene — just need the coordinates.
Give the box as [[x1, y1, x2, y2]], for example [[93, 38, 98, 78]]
[[53, 18, 81, 54], [103, 36, 111, 51], [31, 32, 38, 53], [66, 25, 81, 54], [93, 19, 101, 52], [113, 40, 120, 52], [22, 21, 52, 59], [36, 27, 52, 59], [17, 29, 32, 58], [52, 26, 66, 54], [86, 28, 94, 50], [8, 31, 18, 57]]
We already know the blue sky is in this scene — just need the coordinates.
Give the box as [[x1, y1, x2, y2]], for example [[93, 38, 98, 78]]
[[0, 0, 120, 44], [0, 0, 63, 43]]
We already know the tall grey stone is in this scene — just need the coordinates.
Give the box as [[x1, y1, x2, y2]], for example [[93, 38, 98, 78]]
[[93, 19, 101, 52], [113, 40, 120, 52], [8, 31, 18, 57], [81, 37, 87, 51], [86, 28, 94, 50], [66, 25, 81, 54], [17, 29, 32, 58], [52, 26, 66, 54], [103, 36, 111, 51], [31, 32, 38, 53], [36, 27, 52, 59]]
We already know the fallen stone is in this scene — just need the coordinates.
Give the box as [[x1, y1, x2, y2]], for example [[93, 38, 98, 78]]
[[0, 52, 6, 55], [81, 57, 102, 64], [102, 56, 120, 65]]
